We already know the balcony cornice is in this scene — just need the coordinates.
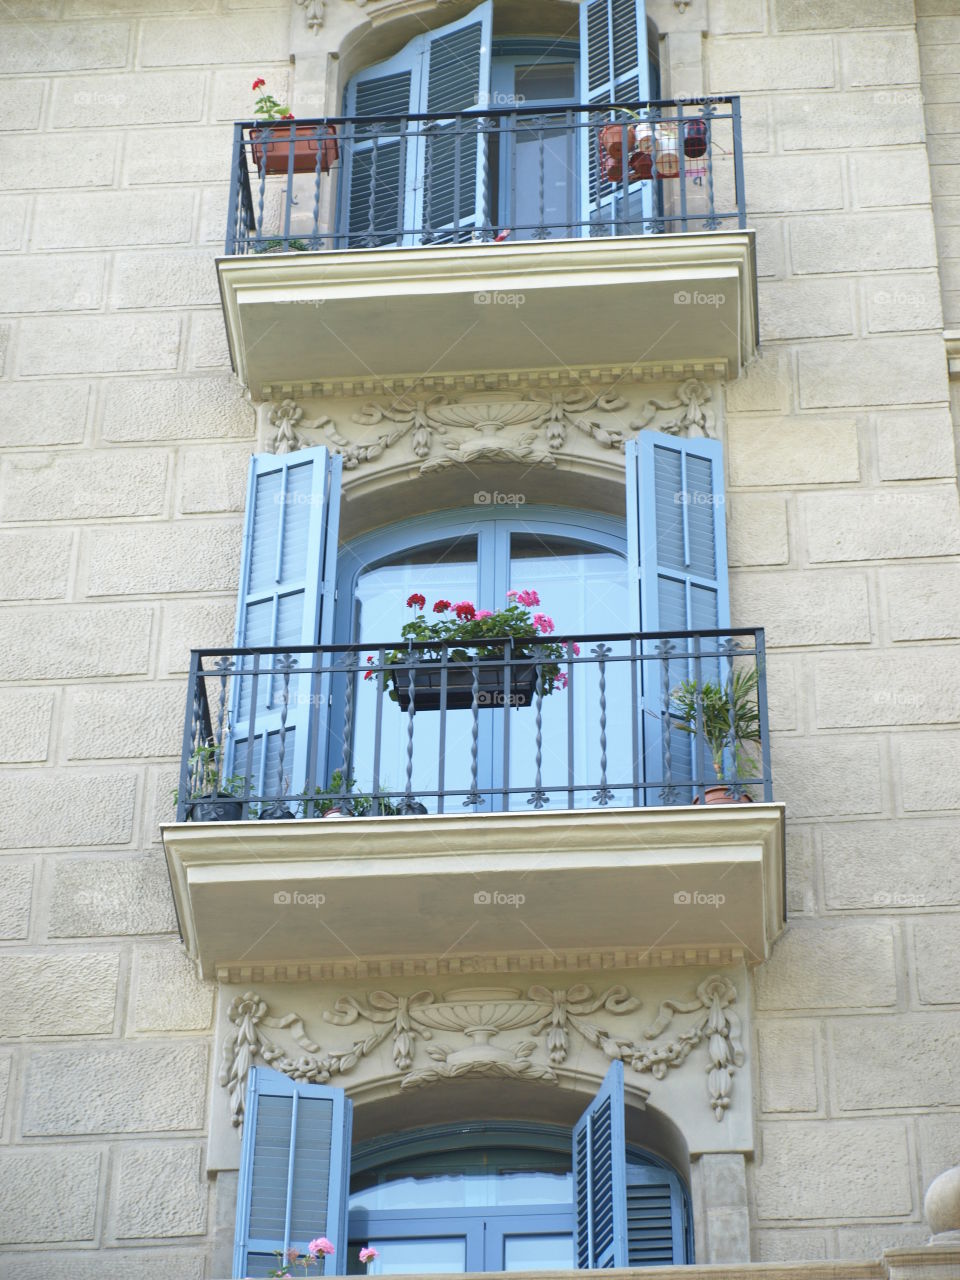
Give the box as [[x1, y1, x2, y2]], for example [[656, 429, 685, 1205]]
[[217, 230, 758, 400], [163, 802, 785, 980]]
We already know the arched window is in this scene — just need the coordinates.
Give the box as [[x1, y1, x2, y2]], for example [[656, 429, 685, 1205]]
[[347, 1122, 691, 1273]]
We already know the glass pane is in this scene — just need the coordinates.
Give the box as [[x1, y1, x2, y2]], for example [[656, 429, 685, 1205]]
[[503, 1234, 574, 1271], [508, 534, 631, 809], [351, 1167, 572, 1211], [350, 1237, 468, 1275], [515, 63, 576, 102], [347, 536, 479, 812]]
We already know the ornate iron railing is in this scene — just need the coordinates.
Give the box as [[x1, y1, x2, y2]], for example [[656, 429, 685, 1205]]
[[175, 628, 771, 821], [225, 97, 745, 255]]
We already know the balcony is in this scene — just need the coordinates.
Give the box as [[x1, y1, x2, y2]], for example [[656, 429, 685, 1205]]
[[162, 628, 785, 979], [216, 99, 757, 397]]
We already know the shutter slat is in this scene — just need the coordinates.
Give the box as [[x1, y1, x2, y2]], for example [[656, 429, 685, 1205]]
[[572, 1062, 628, 1269], [625, 1165, 686, 1267]]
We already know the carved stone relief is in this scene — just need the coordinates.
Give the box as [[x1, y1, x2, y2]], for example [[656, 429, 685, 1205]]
[[219, 974, 742, 1127], [263, 379, 716, 464]]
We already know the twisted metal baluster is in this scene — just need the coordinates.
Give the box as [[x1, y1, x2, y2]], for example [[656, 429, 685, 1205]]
[[657, 638, 679, 804], [421, 121, 435, 244], [338, 654, 356, 814], [213, 655, 234, 792], [256, 140, 268, 242], [401, 651, 418, 809], [266, 653, 297, 817], [722, 637, 743, 799], [591, 643, 614, 805], [311, 133, 323, 248], [476, 115, 494, 241], [366, 124, 380, 247], [464, 656, 483, 807], [534, 115, 549, 239], [702, 102, 720, 230], [527, 646, 549, 809]]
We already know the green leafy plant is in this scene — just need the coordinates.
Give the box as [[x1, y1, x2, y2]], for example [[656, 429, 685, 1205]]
[[369, 590, 577, 702], [301, 769, 398, 818], [174, 741, 246, 803], [251, 76, 292, 122], [252, 238, 312, 253], [670, 667, 761, 783]]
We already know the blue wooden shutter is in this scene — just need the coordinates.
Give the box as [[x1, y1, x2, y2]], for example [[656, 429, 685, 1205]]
[[342, 42, 421, 247], [580, 0, 651, 235], [234, 1066, 353, 1279], [572, 1061, 628, 1269], [625, 1165, 688, 1265], [416, 1, 493, 242], [230, 448, 341, 809], [625, 431, 730, 801]]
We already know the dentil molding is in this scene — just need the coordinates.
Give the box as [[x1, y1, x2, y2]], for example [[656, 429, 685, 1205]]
[[263, 379, 716, 460], [219, 974, 742, 1127]]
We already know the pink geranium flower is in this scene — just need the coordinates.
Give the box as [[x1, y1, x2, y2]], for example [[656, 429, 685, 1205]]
[[506, 589, 519, 600], [309, 1238, 335, 1257], [515, 589, 540, 607], [359, 1247, 379, 1264], [532, 613, 555, 634], [475, 609, 493, 619]]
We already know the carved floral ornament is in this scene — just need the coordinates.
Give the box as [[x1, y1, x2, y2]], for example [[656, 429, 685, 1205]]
[[265, 379, 715, 463], [219, 974, 743, 1127]]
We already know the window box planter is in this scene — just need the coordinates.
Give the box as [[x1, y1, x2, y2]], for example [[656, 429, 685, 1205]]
[[250, 124, 338, 175], [189, 795, 244, 822], [392, 660, 539, 712]]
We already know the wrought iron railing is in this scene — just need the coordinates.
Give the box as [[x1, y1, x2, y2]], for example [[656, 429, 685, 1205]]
[[175, 628, 771, 821], [225, 97, 745, 255]]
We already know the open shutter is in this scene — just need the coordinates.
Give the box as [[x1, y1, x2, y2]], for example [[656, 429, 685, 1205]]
[[417, 1, 493, 243], [580, 0, 652, 236], [625, 1165, 688, 1266], [230, 448, 341, 810], [626, 431, 730, 802], [572, 1061, 628, 1269], [341, 42, 421, 247], [234, 1066, 353, 1279]]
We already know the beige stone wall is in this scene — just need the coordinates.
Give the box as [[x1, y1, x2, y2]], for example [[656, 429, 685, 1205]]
[[706, 0, 960, 1261], [917, 0, 960, 328], [2, 0, 960, 1275]]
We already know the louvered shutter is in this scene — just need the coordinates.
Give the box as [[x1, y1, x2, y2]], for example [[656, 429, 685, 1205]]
[[416, 1, 493, 243], [230, 448, 341, 810], [625, 1165, 688, 1266], [572, 1062, 628, 1269], [625, 432, 730, 802], [342, 44, 420, 247], [234, 1066, 353, 1279], [579, 0, 652, 236]]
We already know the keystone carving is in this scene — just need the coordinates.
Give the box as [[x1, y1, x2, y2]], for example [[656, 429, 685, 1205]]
[[220, 974, 742, 1125]]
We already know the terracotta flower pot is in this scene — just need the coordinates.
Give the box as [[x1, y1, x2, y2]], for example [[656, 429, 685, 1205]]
[[683, 118, 708, 158], [598, 122, 636, 160], [601, 149, 653, 185], [251, 123, 338, 175], [694, 785, 754, 805]]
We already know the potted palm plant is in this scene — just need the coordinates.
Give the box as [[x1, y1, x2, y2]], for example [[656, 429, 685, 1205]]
[[249, 77, 338, 175], [669, 667, 761, 803]]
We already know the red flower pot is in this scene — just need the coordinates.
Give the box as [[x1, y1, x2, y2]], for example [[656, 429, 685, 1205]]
[[251, 123, 339, 175], [598, 122, 636, 160], [694, 786, 754, 805]]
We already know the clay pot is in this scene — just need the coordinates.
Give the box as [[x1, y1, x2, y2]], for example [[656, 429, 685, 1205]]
[[684, 118, 708, 158], [599, 122, 636, 160], [251, 123, 338, 175], [601, 150, 653, 184], [694, 786, 754, 805]]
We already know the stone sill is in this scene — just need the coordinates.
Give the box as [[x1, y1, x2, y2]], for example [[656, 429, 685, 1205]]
[[163, 803, 785, 980]]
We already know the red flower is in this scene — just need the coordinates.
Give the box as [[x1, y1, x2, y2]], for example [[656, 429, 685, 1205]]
[[364, 655, 375, 680], [433, 599, 451, 613], [406, 593, 426, 609], [252, 78, 266, 90], [454, 601, 476, 621], [281, 112, 295, 119]]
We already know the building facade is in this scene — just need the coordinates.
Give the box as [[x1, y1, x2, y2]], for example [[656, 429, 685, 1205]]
[[2, 1, 960, 1278]]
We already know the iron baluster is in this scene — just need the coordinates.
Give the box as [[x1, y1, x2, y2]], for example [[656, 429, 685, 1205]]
[[535, 114, 549, 239], [422, 120, 435, 244], [464, 652, 482, 808], [756, 629, 773, 805], [657, 638, 679, 805], [721, 636, 743, 800], [692, 633, 708, 802], [527, 646, 548, 809], [366, 124, 380, 248], [702, 102, 720, 230], [591, 642, 614, 805]]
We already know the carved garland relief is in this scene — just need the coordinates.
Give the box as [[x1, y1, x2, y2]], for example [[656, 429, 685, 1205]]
[[220, 974, 743, 1127], [265, 379, 716, 462]]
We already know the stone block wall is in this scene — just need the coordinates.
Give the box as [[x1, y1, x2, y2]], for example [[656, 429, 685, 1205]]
[[1, 0, 959, 1274], [0, 0, 277, 1273], [706, 0, 960, 1260]]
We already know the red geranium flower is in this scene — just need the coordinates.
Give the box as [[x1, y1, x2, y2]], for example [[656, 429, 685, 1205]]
[[252, 77, 266, 90], [454, 601, 476, 621], [406, 593, 426, 609], [433, 599, 451, 613], [281, 112, 295, 119]]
